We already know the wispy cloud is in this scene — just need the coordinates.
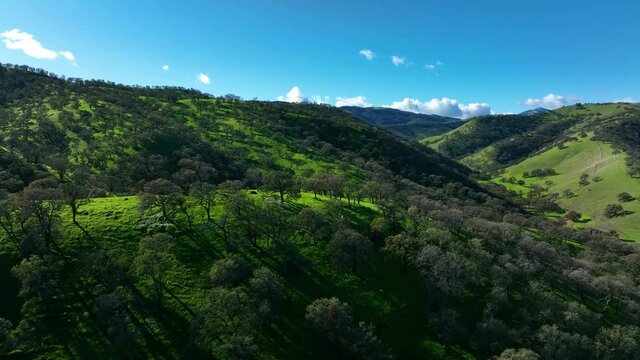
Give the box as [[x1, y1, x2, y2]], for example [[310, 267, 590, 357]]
[[1, 29, 75, 64], [359, 49, 376, 60], [336, 96, 372, 107], [424, 59, 444, 71], [385, 97, 490, 119], [59, 50, 76, 66], [59, 50, 74, 61], [311, 95, 330, 104], [612, 97, 636, 103], [520, 93, 579, 109], [391, 55, 407, 66], [197, 73, 211, 85]]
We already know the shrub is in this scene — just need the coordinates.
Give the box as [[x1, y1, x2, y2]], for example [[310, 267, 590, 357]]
[[618, 192, 635, 203], [564, 210, 581, 222]]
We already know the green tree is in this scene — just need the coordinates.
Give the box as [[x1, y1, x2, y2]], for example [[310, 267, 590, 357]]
[[209, 256, 252, 288], [617, 192, 635, 202], [328, 228, 372, 273], [262, 170, 297, 202], [189, 181, 218, 221], [19, 178, 64, 252], [496, 348, 540, 360], [595, 325, 640, 360], [133, 233, 176, 307], [140, 178, 184, 224], [564, 210, 581, 222], [603, 204, 625, 218], [305, 297, 353, 342]]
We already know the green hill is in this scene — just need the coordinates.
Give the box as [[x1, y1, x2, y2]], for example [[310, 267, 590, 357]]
[[496, 135, 640, 240], [431, 103, 640, 240], [1, 64, 640, 360]]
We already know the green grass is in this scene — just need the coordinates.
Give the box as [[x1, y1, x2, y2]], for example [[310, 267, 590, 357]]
[[420, 133, 446, 145], [493, 136, 640, 241], [2, 192, 468, 359], [459, 145, 498, 169]]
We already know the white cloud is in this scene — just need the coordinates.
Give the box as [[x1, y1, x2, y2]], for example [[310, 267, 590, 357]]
[[59, 50, 76, 66], [459, 102, 492, 118], [391, 55, 407, 66], [59, 50, 74, 61], [385, 97, 491, 119], [277, 86, 308, 103], [336, 96, 372, 107], [162, 64, 169, 71], [425, 60, 444, 71], [311, 95, 330, 104], [359, 49, 376, 60], [520, 93, 579, 109], [612, 97, 636, 103], [1, 29, 75, 64], [197, 73, 211, 85]]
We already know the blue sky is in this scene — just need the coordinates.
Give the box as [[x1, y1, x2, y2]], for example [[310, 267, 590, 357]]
[[2, 0, 639, 117]]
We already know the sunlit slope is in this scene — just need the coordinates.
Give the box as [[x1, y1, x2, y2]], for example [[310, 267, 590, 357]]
[[428, 103, 640, 170], [496, 136, 640, 240]]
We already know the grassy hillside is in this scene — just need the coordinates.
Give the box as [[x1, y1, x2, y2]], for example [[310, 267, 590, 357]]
[[2, 64, 640, 360], [1, 192, 458, 359], [430, 103, 639, 168], [340, 106, 463, 140], [431, 103, 640, 240], [495, 135, 640, 240]]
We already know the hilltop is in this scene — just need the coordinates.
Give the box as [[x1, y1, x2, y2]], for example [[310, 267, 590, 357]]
[[519, 107, 550, 116]]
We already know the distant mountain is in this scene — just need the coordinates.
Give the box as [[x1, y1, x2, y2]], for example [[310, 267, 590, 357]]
[[340, 106, 464, 140], [519, 107, 550, 116]]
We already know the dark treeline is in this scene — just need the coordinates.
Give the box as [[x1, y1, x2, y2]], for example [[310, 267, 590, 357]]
[[594, 106, 640, 177], [0, 64, 639, 359]]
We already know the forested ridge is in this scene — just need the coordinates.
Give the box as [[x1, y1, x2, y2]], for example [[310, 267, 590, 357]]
[[1, 64, 640, 359]]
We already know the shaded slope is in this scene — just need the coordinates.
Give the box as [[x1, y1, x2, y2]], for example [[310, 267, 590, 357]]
[[340, 106, 463, 140]]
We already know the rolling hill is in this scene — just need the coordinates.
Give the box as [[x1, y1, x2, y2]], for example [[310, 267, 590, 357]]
[[340, 106, 464, 140], [430, 103, 640, 240], [1, 64, 640, 360], [0, 64, 483, 359]]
